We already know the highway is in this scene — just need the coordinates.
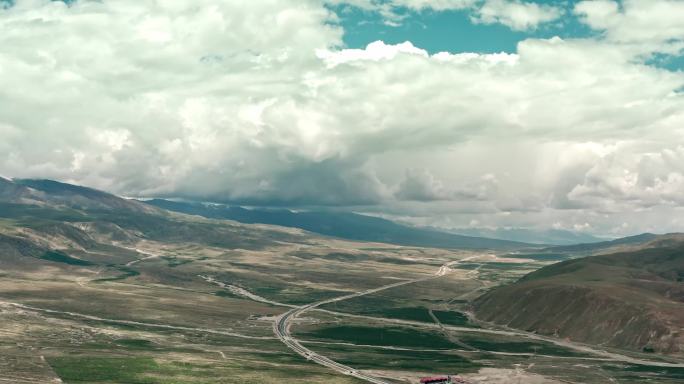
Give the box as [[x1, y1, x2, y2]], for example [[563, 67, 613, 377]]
[[273, 254, 684, 382], [272, 258, 471, 384]]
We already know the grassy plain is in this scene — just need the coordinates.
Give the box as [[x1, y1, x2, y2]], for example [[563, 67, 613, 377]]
[[0, 205, 681, 384]]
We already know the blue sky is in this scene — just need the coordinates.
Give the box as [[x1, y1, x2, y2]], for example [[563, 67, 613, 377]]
[[330, 1, 683, 71], [333, 3, 589, 53]]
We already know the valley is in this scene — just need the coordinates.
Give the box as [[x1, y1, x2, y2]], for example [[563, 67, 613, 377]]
[[0, 180, 682, 383], [4, 2, 684, 383]]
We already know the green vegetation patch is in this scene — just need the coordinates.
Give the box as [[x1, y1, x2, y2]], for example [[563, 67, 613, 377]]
[[375, 257, 424, 265], [94, 266, 140, 282], [299, 325, 457, 349], [211, 270, 342, 305], [459, 335, 588, 356], [505, 253, 569, 261], [432, 310, 474, 327], [247, 284, 340, 306], [323, 296, 469, 326], [326, 303, 437, 323], [48, 356, 219, 384], [114, 338, 157, 350], [161, 256, 192, 268], [323, 252, 370, 262], [380, 307, 433, 323], [214, 290, 240, 299], [40, 251, 95, 266], [0, 203, 89, 223], [48, 356, 160, 383], [316, 345, 482, 373], [321, 296, 437, 323], [452, 263, 482, 270], [601, 363, 684, 381]]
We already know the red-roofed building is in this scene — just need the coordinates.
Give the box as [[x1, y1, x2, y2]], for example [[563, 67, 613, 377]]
[[419, 376, 451, 384], [419, 375, 469, 384]]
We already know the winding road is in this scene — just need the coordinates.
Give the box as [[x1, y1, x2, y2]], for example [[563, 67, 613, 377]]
[[272, 258, 469, 384], [270, 255, 684, 383]]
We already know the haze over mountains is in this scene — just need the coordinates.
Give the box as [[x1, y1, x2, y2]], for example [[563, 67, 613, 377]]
[[442, 227, 603, 246], [544, 233, 661, 253], [146, 199, 532, 250], [0, 177, 666, 253]]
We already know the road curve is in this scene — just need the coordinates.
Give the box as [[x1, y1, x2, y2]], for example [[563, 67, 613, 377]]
[[273, 255, 684, 382], [272, 259, 463, 384]]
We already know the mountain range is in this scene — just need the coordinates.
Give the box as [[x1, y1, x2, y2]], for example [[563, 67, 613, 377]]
[[145, 198, 532, 250]]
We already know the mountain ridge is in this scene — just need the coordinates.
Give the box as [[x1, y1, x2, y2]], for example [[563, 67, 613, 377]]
[[145, 198, 534, 251], [0, 178, 534, 251], [440, 227, 603, 246], [543, 233, 661, 253], [1, 178, 158, 214], [473, 234, 684, 354]]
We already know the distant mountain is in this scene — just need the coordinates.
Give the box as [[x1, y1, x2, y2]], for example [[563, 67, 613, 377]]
[[0, 176, 33, 202], [145, 199, 533, 250], [445, 227, 603, 246], [473, 234, 684, 353], [1, 178, 157, 214], [0, 179, 302, 255], [0, 179, 533, 251], [544, 232, 659, 253]]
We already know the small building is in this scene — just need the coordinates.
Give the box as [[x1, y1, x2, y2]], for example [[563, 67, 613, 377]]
[[419, 375, 469, 384], [420, 376, 451, 384]]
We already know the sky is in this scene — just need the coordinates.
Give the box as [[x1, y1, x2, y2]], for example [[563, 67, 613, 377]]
[[1, 0, 684, 238]]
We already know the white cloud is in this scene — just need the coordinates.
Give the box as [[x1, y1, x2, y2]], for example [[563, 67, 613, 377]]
[[1, 0, 684, 236], [567, 145, 684, 209], [395, 168, 449, 201], [317, 40, 428, 67], [575, 0, 684, 53], [394, 169, 496, 201], [472, 0, 563, 31]]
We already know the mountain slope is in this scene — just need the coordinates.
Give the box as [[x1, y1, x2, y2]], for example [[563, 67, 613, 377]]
[[448, 227, 602, 246], [145, 199, 532, 250], [8, 179, 158, 213], [473, 235, 684, 353], [0, 179, 303, 256], [0, 179, 530, 252], [544, 233, 659, 253]]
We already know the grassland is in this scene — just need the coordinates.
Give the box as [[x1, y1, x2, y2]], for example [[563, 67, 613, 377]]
[[0, 201, 682, 384]]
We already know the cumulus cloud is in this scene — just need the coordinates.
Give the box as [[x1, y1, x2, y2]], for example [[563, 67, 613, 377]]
[[1, 0, 684, 236], [575, 0, 684, 54], [317, 40, 428, 66], [567, 145, 684, 209], [395, 169, 497, 202], [472, 0, 562, 31], [395, 169, 450, 201]]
